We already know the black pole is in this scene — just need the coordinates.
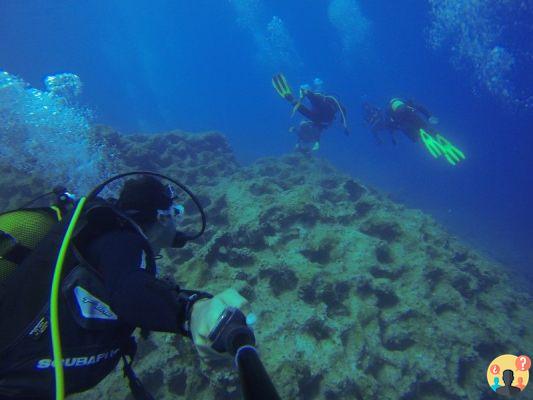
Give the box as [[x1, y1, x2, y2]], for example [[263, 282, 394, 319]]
[[235, 346, 281, 400], [209, 308, 282, 400]]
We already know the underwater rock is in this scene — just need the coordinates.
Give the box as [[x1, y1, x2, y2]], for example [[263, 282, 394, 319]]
[[343, 179, 366, 201], [304, 317, 334, 341], [139, 369, 164, 395], [324, 379, 364, 400], [452, 249, 469, 263], [238, 284, 257, 302], [373, 281, 399, 308], [299, 282, 318, 305], [168, 370, 187, 395], [205, 232, 256, 267], [380, 323, 416, 351], [430, 286, 464, 314], [354, 275, 374, 298], [374, 243, 394, 264], [362, 219, 403, 242], [259, 267, 298, 296], [135, 338, 158, 359], [321, 281, 352, 315], [174, 248, 194, 264], [226, 247, 255, 267], [320, 178, 339, 190], [370, 263, 406, 281], [354, 200, 373, 217], [423, 264, 445, 290], [23, 127, 528, 400], [300, 241, 334, 264], [297, 367, 323, 399]]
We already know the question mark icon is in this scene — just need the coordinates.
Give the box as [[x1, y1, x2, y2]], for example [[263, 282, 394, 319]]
[[491, 364, 500, 374], [515, 355, 531, 371]]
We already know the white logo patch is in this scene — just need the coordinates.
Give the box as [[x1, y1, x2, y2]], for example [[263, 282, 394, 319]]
[[74, 286, 118, 320]]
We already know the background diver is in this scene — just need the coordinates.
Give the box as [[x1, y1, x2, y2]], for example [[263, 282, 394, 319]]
[[0, 175, 273, 399], [362, 98, 466, 165], [272, 73, 349, 153]]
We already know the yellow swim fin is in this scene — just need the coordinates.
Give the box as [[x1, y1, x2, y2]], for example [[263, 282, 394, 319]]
[[435, 134, 466, 166], [272, 73, 293, 100], [419, 129, 443, 158]]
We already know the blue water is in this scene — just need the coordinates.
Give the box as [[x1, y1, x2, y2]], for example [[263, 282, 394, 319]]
[[1, 0, 532, 280]]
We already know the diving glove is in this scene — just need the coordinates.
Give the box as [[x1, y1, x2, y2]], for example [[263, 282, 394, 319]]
[[190, 288, 252, 361], [272, 73, 294, 103]]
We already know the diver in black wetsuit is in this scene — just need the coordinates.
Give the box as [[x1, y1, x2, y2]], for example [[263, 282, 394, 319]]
[[362, 98, 466, 165], [0, 176, 251, 399], [363, 98, 438, 144], [273, 74, 349, 153]]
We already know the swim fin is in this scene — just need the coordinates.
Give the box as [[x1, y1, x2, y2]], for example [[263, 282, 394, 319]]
[[272, 73, 293, 101], [435, 134, 465, 166], [419, 129, 466, 166], [419, 129, 443, 158]]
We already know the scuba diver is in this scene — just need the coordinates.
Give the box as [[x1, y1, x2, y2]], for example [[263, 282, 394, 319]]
[[362, 98, 466, 166], [0, 173, 276, 400], [272, 73, 349, 153]]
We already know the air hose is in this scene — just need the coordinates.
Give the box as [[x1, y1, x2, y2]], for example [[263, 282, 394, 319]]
[[50, 197, 87, 400]]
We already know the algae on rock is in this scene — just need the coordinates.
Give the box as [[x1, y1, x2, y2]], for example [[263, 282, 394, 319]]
[[2, 127, 530, 400]]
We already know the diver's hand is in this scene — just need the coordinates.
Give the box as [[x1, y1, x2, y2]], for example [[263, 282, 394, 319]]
[[190, 288, 251, 361], [429, 116, 439, 125]]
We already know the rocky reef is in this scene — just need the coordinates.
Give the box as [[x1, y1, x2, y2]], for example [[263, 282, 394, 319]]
[[2, 126, 531, 399]]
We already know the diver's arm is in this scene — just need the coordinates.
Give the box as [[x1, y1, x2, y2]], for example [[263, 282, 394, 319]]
[[406, 99, 432, 119], [294, 102, 319, 122], [86, 230, 210, 335]]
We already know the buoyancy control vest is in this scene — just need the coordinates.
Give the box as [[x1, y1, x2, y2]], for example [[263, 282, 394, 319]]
[[0, 201, 156, 399]]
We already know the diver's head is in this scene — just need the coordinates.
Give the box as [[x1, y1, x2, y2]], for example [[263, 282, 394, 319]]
[[299, 83, 311, 98], [312, 77, 324, 92], [117, 176, 178, 251], [389, 98, 405, 112]]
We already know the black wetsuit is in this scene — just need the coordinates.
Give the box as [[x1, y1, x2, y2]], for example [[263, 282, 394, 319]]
[[387, 100, 433, 141], [364, 100, 434, 143], [85, 229, 186, 332], [0, 218, 203, 398], [291, 91, 346, 151], [295, 91, 339, 128]]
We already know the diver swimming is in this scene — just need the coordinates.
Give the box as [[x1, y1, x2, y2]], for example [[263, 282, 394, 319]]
[[0, 172, 280, 400], [362, 98, 466, 165], [273, 73, 349, 153]]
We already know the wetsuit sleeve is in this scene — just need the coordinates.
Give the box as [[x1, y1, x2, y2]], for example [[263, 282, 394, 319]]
[[85, 230, 190, 333], [294, 101, 320, 122]]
